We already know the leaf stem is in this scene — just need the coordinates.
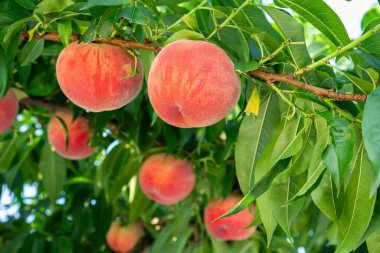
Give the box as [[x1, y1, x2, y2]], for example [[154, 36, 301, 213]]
[[206, 0, 252, 40], [167, 0, 208, 30], [259, 39, 304, 65], [294, 24, 380, 76], [323, 99, 357, 122]]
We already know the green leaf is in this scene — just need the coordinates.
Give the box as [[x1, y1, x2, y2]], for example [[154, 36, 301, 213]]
[[39, 143, 66, 201], [274, 0, 350, 46], [0, 134, 28, 172], [336, 145, 376, 253], [321, 112, 354, 189], [58, 19, 72, 47], [218, 158, 290, 220], [150, 200, 193, 253], [289, 115, 329, 203], [97, 6, 119, 39], [19, 40, 44, 66], [81, 0, 131, 10], [15, 0, 37, 10], [311, 172, 340, 222], [363, 86, 380, 196], [367, 228, 380, 253], [255, 117, 305, 181], [236, 91, 279, 194], [361, 18, 380, 58], [234, 61, 259, 73], [339, 70, 374, 95], [117, 5, 155, 25], [217, 27, 250, 62], [261, 6, 311, 68], [36, 0, 74, 13], [3, 16, 35, 43], [0, 46, 7, 97], [165, 29, 205, 45]]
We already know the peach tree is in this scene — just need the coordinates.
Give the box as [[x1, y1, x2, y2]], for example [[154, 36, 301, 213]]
[[0, 0, 380, 252]]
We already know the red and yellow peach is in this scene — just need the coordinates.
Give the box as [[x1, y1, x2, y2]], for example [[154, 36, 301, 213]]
[[139, 153, 195, 205], [56, 43, 143, 112], [0, 90, 18, 134], [204, 194, 256, 240], [47, 110, 96, 160], [148, 40, 241, 128], [106, 221, 143, 253]]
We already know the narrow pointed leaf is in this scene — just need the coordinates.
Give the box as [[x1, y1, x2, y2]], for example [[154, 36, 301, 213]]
[[362, 86, 380, 196]]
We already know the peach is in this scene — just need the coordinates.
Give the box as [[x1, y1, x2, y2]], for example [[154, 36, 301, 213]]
[[106, 221, 143, 253], [204, 194, 256, 241], [56, 42, 143, 112], [138, 153, 195, 205], [47, 110, 96, 160], [147, 40, 241, 128], [0, 90, 18, 134]]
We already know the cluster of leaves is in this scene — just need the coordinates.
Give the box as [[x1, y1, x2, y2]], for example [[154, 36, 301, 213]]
[[0, 0, 380, 252]]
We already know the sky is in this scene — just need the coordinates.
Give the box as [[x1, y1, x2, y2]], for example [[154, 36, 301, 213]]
[[324, 0, 378, 38], [262, 0, 378, 38]]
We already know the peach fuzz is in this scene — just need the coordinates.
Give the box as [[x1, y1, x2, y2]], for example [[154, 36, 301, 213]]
[[47, 110, 96, 160], [139, 153, 195, 205], [106, 221, 143, 253], [204, 194, 256, 241], [0, 90, 18, 134], [56, 42, 143, 112], [147, 40, 241, 128]]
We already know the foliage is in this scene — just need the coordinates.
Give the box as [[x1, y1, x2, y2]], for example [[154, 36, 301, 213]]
[[0, 0, 380, 252]]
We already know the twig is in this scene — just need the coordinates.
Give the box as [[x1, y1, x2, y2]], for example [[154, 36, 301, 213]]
[[167, 0, 208, 30], [206, 0, 252, 40], [19, 96, 120, 132], [19, 31, 161, 52], [19, 97, 66, 112], [294, 24, 380, 76], [249, 70, 367, 102]]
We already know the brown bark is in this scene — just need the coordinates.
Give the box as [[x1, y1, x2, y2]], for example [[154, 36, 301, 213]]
[[249, 70, 367, 102]]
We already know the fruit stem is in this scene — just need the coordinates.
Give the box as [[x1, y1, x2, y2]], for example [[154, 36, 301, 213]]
[[167, 0, 208, 30], [206, 0, 252, 40], [294, 24, 380, 76]]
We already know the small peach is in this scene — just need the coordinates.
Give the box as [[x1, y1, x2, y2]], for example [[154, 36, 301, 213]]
[[204, 194, 256, 241], [0, 90, 18, 134], [106, 222, 143, 253], [47, 110, 96, 160], [139, 153, 195, 205]]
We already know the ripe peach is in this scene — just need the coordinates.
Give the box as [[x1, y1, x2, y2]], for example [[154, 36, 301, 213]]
[[56, 43, 143, 112], [0, 90, 18, 134], [106, 221, 143, 253], [47, 110, 96, 160], [204, 194, 256, 241], [147, 40, 241, 128], [139, 153, 195, 205]]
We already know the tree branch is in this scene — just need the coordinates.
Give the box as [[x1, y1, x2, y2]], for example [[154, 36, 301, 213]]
[[19, 96, 66, 112], [249, 70, 367, 102], [19, 31, 161, 52], [19, 31, 369, 102], [19, 97, 120, 133]]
